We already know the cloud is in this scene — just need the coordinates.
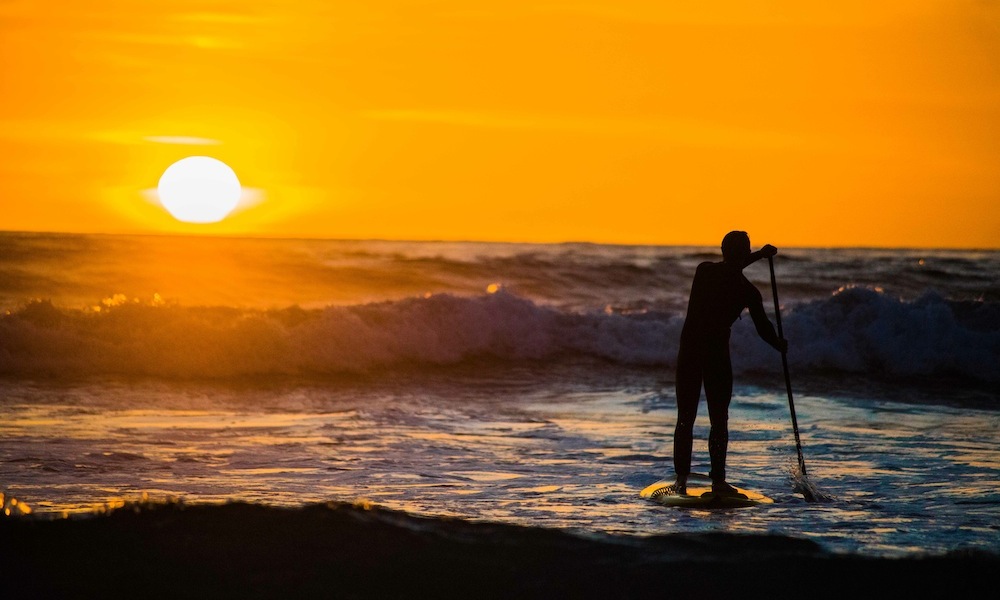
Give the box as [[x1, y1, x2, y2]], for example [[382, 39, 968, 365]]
[[363, 108, 805, 150], [144, 136, 223, 146], [72, 131, 224, 146]]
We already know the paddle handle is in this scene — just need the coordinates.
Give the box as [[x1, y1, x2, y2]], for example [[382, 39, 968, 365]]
[[768, 256, 807, 477]]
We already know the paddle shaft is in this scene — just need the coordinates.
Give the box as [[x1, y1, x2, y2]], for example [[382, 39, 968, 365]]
[[768, 256, 807, 477]]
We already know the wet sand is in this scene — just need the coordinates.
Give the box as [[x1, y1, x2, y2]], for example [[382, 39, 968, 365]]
[[2, 501, 995, 599]]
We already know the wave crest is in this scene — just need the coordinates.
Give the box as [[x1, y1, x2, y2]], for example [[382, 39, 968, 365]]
[[733, 286, 1000, 381], [1, 288, 997, 382]]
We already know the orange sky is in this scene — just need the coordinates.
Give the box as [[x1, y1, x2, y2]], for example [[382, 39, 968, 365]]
[[1, 1, 998, 248]]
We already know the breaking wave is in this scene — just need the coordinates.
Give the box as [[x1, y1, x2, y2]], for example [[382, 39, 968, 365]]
[[1, 287, 997, 382]]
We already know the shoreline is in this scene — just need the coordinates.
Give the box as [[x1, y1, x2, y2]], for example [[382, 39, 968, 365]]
[[3, 501, 996, 599]]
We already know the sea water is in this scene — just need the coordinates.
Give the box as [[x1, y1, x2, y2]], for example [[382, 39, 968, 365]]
[[1, 232, 998, 557]]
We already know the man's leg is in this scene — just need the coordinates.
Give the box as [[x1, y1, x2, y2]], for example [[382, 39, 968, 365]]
[[673, 346, 702, 492], [704, 345, 734, 493]]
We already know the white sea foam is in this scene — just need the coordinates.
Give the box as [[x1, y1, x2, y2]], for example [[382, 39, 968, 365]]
[[1, 287, 996, 382]]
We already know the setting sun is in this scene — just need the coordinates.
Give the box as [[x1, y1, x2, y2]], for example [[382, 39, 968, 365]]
[[157, 156, 241, 223]]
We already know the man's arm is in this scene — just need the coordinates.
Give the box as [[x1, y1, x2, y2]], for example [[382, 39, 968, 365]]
[[748, 294, 787, 353], [744, 244, 778, 268]]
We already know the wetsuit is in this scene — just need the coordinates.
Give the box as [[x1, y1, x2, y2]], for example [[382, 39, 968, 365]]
[[674, 260, 780, 482]]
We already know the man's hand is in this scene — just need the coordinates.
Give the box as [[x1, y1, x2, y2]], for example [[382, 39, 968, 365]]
[[746, 244, 779, 267]]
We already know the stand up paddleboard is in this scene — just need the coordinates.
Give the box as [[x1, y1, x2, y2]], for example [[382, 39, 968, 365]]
[[640, 476, 773, 509]]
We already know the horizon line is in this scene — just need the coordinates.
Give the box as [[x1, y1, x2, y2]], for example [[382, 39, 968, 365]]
[[1, 227, 997, 253]]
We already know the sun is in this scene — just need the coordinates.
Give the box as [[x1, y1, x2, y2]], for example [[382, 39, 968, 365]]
[[157, 156, 242, 223]]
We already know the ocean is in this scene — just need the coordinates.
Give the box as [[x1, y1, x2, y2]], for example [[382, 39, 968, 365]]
[[2, 231, 999, 564]]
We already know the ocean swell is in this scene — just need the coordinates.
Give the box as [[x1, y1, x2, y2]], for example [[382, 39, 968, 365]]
[[1, 287, 997, 382]]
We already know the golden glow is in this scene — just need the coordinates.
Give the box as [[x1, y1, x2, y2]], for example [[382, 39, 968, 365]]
[[0, 1, 998, 248], [1, 494, 33, 516], [157, 157, 241, 223]]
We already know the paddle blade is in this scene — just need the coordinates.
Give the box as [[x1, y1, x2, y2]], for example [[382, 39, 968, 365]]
[[789, 463, 834, 503]]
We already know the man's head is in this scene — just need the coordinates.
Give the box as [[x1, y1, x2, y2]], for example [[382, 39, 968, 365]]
[[721, 231, 751, 265]]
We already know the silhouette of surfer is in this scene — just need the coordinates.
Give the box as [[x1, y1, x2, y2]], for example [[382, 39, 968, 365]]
[[671, 231, 787, 497]]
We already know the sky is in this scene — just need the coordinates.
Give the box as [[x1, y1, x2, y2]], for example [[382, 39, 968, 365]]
[[1, 1, 998, 248]]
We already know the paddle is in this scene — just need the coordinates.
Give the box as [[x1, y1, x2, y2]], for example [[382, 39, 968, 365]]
[[768, 256, 816, 501]]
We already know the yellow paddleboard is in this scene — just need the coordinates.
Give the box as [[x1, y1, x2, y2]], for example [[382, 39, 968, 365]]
[[640, 479, 773, 509]]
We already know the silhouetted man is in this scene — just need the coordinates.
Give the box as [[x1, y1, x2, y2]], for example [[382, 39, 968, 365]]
[[672, 231, 787, 496]]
